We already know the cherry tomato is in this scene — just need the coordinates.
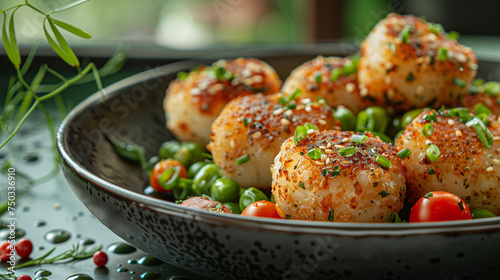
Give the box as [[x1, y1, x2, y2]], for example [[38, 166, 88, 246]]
[[409, 191, 472, 222], [15, 238, 33, 259], [150, 159, 187, 192], [0, 241, 14, 261], [93, 250, 108, 267], [17, 275, 33, 280], [241, 200, 281, 219]]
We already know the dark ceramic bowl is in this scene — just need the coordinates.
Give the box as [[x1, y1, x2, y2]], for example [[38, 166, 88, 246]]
[[57, 45, 500, 280]]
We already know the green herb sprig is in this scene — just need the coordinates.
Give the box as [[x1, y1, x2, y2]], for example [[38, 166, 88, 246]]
[[15, 243, 102, 269]]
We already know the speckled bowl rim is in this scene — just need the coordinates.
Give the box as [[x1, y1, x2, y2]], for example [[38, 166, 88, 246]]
[[57, 45, 500, 237]]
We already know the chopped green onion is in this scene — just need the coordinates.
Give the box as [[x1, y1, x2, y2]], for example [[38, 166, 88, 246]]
[[321, 169, 331, 176], [177, 71, 189, 80], [397, 148, 412, 159], [484, 82, 500, 96], [289, 88, 302, 100], [299, 181, 305, 189], [376, 154, 391, 168], [243, 117, 252, 128], [278, 96, 288, 106], [294, 126, 307, 145], [428, 23, 443, 34], [308, 148, 322, 160], [236, 154, 250, 165], [350, 134, 368, 144], [327, 209, 334, 222], [213, 66, 228, 80], [424, 192, 433, 198], [331, 165, 341, 177], [448, 31, 460, 40], [314, 72, 322, 83], [466, 117, 494, 149], [428, 168, 435, 175], [473, 79, 485, 86], [386, 212, 403, 223], [453, 78, 466, 89], [286, 214, 291, 219], [445, 107, 472, 123], [438, 47, 448, 61], [406, 72, 415, 82], [304, 122, 319, 131], [426, 144, 440, 161], [474, 103, 492, 116], [158, 167, 180, 190], [338, 146, 356, 157], [422, 123, 434, 137], [331, 68, 342, 82], [399, 25, 413, 44], [378, 190, 390, 198]]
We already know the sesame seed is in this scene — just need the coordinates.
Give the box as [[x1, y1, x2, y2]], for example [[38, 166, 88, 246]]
[[285, 109, 293, 117], [486, 167, 495, 173], [342, 138, 349, 143], [307, 129, 315, 135], [325, 157, 331, 165], [280, 118, 291, 126], [494, 136, 500, 141], [425, 140, 432, 145], [493, 159, 500, 165], [230, 140, 235, 148], [302, 98, 311, 104], [253, 131, 262, 139], [231, 78, 241, 86], [360, 88, 369, 97], [387, 88, 395, 99], [334, 144, 344, 149], [305, 106, 311, 112], [346, 83, 356, 93], [385, 61, 393, 70], [252, 75, 264, 83], [333, 125, 342, 130], [319, 145, 326, 149], [456, 53, 467, 63], [385, 76, 392, 85], [455, 130, 463, 137], [314, 161, 325, 166], [273, 108, 284, 115], [318, 99, 326, 104], [325, 149, 333, 154], [447, 119, 455, 126], [416, 85, 424, 94], [318, 119, 327, 125], [242, 69, 251, 77], [213, 84, 224, 91], [321, 154, 327, 161], [326, 142, 332, 148], [469, 63, 478, 70], [416, 57, 425, 64], [208, 87, 217, 95], [190, 88, 201, 95], [296, 105, 305, 110]]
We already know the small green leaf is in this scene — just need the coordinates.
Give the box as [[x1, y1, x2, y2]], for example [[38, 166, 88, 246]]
[[2, 11, 19, 68], [52, 19, 91, 39], [43, 20, 74, 66], [48, 18, 80, 67], [8, 9, 21, 68], [52, 0, 91, 13]]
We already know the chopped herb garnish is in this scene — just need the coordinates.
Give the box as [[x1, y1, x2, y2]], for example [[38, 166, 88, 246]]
[[378, 190, 390, 198], [373, 182, 379, 188], [386, 212, 403, 223], [294, 126, 308, 145], [423, 112, 437, 122], [428, 168, 436, 175], [177, 71, 189, 80], [331, 68, 342, 81], [424, 192, 433, 198], [308, 148, 322, 160], [448, 31, 460, 40], [427, 144, 440, 162], [236, 154, 250, 165], [327, 209, 334, 222], [397, 148, 412, 159], [428, 22, 443, 34], [458, 201, 465, 211], [438, 47, 448, 61], [399, 25, 413, 44], [422, 123, 434, 137], [278, 96, 288, 106], [484, 82, 500, 96], [331, 165, 341, 177], [322, 169, 332, 176], [304, 122, 319, 131], [299, 181, 305, 189], [406, 72, 415, 82], [289, 88, 302, 100], [286, 214, 291, 219], [453, 77, 466, 89], [243, 117, 252, 128], [474, 103, 492, 116], [314, 72, 322, 83], [375, 154, 391, 169], [465, 117, 494, 149], [387, 42, 396, 53], [350, 134, 368, 144], [338, 146, 356, 157]]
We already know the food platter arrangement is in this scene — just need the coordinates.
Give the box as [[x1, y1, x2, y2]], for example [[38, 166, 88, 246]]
[[58, 14, 500, 280]]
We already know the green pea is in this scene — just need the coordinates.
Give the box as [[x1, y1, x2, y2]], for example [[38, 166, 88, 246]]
[[192, 163, 221, 196], [239, 187, 268, 211], [223, 202, 241, 214], [355, 111, 375, 133], [333, 107, 356, 131], [401, 108, 425, 128], [159, 140, 181, 159], [471, 209, 496, 219], [365, 106, 389, 133], [174, 142, 205, 168], [187, 161, 208, 178], [210, 178, 240, 203]]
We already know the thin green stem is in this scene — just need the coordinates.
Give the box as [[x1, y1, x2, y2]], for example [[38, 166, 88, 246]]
[[24, 1, 46, 16]]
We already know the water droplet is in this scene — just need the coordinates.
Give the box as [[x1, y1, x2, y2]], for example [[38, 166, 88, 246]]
[[79, 238, 95, 246], [107, 242, 137, 254], [127, 259, 137, 264], [35, 269, 52, 277], [117, 267, 129, 273], [66, 274, 93, 280], [44, 229, 71, 244], [140, 271, 161, 279], [0, 227, 25, 240], [33, 220, 46, 227], [22, 154, 39, 163], [166, 277, 189, 280], [137, 256, 163, 266], [34, 277, 49, 280]]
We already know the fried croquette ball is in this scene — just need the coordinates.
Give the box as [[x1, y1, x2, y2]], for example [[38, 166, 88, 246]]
[[208, 93, 341, 189], [271, 130, 406, 222], [282, 56, 366, 114], [165, 58, 281, 145], [358, 14, 478, 111], [395, 109, 500, 215]]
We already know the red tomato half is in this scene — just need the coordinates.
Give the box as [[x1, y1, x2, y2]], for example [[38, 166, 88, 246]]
[[409, 191, 472, 222], [241, 200, 281, 219], [149, 159, 187, 192]]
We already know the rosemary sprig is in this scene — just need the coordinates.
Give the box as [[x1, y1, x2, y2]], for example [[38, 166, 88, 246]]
[[15, 243, 102, 269]]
